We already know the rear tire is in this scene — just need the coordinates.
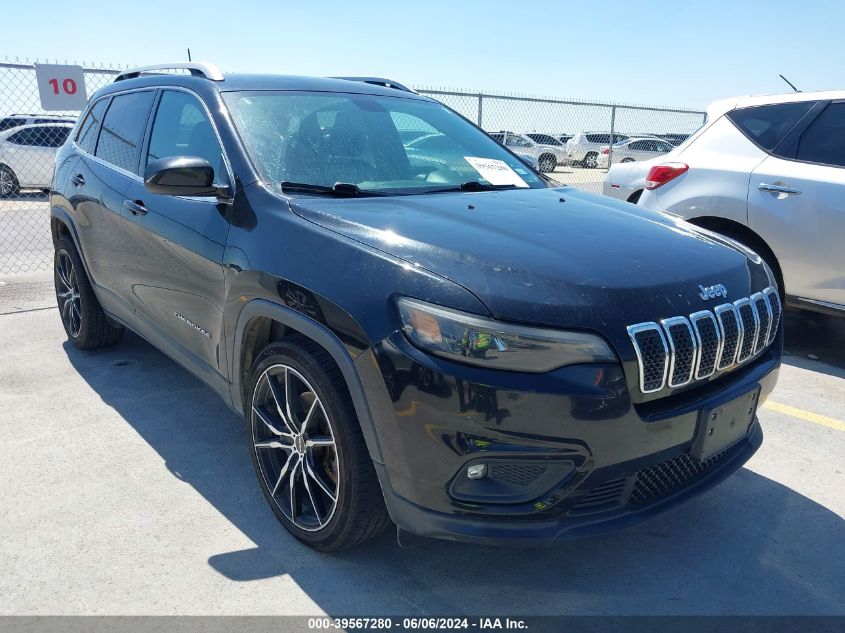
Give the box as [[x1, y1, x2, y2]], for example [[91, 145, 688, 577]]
[[246, 337, 391, 551], [621, 157, 635, 163], [54, 235, 124, 349], [583, 152, 598, 169], [0, 165, 19, 198]]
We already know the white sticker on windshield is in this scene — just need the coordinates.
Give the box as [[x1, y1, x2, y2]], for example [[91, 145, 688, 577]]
[[464, 157, 529, 188]]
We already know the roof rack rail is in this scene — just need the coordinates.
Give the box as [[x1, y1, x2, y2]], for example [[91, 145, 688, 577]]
[[331, 76, 416, 94], [115, 62, 224, 83]]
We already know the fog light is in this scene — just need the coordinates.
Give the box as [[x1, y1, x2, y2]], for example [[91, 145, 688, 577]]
[[467, 463, 487, 480]]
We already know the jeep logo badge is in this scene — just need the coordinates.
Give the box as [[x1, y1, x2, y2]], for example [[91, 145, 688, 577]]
[[698, 284, 727, 300]]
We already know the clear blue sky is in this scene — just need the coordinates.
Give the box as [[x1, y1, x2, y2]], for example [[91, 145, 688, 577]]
[[3, 0, 842, 109]]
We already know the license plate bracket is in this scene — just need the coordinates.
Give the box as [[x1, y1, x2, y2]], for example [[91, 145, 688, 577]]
[[692, 387, 760, 461]]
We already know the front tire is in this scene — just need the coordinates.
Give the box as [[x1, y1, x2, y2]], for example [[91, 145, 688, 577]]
[[246, 338, 390, 551], [54, 235, 124, 349], [538, 154, 557, 173]]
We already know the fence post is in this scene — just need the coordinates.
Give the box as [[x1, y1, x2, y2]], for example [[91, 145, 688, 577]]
[[477, 93, 483, 128], [607, 105, 617, 168]]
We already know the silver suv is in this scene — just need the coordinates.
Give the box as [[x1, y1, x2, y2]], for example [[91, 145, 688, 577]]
[[566, 131, 629, 168], [489, 131, 566, 173]]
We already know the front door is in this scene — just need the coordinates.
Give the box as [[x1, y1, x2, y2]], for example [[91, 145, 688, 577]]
[[122, 89, 231, 375]]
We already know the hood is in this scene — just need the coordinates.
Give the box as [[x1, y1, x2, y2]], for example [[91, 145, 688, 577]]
[[289, 186, 769, 343]]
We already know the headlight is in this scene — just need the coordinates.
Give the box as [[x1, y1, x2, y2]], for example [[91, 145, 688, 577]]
[[397, 297, 616, 372]]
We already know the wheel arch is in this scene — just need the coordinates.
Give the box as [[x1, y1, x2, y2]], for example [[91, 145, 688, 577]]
[[232, 298, 384, 465], [686, 215, 784, 294], [50, 209, 96, 282]]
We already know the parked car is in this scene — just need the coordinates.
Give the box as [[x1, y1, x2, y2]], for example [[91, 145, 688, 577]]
[[525, 133, 565, 148], [620, 90, 844, 316], [566, 131, 629, 168], [658, 133, 691, 146], [0, 122, 74, 197], [489, 131, 565, 172], [0, 113, 76, 132], [52, 62, 782, 551], [597, 137, 675, 168]]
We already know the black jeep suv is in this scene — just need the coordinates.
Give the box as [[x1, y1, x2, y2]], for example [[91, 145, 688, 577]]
[[51, 63, 782, 550]]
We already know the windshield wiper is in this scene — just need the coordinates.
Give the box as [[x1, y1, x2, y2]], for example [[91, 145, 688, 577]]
[[280, 181, 384, 197], [427, 181, 520, 194]]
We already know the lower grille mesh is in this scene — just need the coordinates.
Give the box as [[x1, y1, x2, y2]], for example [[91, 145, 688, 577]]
[[628, 442, 743, 507]]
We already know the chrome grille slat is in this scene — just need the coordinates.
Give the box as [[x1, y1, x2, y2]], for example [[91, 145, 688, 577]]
[[751, 292, 772, 354], [734, 298, 759, 363], [627, 323, 669, 393], [627, 286, 778, 395], [661, 316, 697, 387], [690, 310, 722, 379], [763, 287, 782, 345], [714, 303, 741, 370]]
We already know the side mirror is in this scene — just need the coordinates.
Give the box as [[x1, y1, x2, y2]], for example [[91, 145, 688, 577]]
[[144, 156, 225, 197]]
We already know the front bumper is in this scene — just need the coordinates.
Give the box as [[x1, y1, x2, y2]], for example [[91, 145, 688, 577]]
[[356, 330, 781, 545]]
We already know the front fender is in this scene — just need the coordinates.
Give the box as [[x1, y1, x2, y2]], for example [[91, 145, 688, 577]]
[[230, 298, 384, 465]]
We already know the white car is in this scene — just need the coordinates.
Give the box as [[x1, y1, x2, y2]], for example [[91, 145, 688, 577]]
[[565, 131, 629, 168], [596, 137, 675, 168], [608, 90, 845, 315], [0, 122, 74, 196]]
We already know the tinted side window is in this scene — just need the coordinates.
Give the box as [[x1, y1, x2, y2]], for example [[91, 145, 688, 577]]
[[95, 91, 155, 173], [147, 91, 224, 174], [795, 102, 845, 168], [0, 118, 27, 132], [629, 140, 646, 151], [47, 126, 71, 147], [727, 102, 815, 151], [587, 134, 609, 143], [76, 99, 109, 154]]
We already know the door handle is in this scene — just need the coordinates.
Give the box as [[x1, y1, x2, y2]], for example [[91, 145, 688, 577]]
[[758, 183, 801, 195], [123, 199, 149, 216], [70, 173, 85, 187]]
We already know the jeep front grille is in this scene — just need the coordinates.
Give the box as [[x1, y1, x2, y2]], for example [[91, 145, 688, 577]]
[[627, 286, 780, 394]]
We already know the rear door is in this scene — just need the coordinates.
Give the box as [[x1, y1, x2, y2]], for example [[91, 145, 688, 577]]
[[749, 100, 845, 307], [122, 88, 232, 375], [71, 90, 155, 317]]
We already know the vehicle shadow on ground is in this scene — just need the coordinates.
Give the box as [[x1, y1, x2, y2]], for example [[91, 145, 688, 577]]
[[783, 309, 845, 374], [65, 332, 845, 615]]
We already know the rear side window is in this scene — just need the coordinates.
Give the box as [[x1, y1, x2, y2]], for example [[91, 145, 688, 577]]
[[795, 102, 845, 167], [95, 91, 155, 173], [147, 91, 224, 174], [586, 134, 609, 143], [6, 129, 33, 145], [76, 99, 109, 154], [727, 102, 815, 151]]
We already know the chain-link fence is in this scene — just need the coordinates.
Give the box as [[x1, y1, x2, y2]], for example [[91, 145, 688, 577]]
[[0, 59, 705, 276], [0, 60, 122, 275]]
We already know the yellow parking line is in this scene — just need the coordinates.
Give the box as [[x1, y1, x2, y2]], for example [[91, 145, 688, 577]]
[[763, 400, 845, 432]]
